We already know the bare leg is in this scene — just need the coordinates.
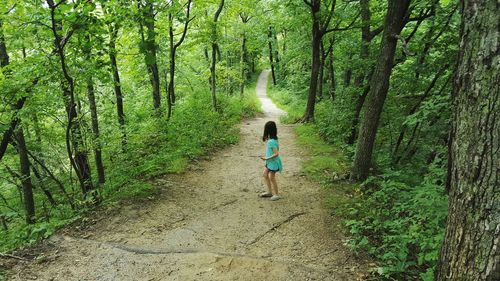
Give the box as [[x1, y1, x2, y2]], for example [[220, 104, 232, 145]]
[[263, 168, 272, 193], [268, 172, 279, 196]]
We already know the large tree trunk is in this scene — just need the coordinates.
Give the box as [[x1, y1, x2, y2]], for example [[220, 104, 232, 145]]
[[108, 24, 126, 151], [301, 0, 321, 123], [351, 0, 411, 181], [435, 0, 500, 279], [139, 1, 161, 111]]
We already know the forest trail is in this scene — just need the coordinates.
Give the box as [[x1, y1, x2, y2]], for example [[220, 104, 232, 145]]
[[9, 70, 368, 281]]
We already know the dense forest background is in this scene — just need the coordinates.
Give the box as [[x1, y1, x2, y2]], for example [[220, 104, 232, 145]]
[[0, 0, 264, 256], [268, 0, 458, 278], [1, 0, 498, 280]]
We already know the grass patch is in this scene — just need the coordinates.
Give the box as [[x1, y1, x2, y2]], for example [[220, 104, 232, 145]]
[[267, 84, 304, 123], [295, 125, 349, 182]]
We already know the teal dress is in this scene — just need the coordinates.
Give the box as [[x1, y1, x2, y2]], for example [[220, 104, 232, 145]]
[[265, 138, 283, 173]]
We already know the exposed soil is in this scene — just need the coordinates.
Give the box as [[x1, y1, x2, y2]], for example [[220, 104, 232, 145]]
[[6, 70, 369, 281]]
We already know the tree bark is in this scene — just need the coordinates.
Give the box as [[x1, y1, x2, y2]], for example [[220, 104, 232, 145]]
[[14, 126, 36, 224], [268, 26, 277, 86], [0, 18, 22, 161], [301, 0, 322, 122], [318, 41, 326, 101], [167, 0, 192, 119], [347, 0, 372, 144], [351, 0, 411, 181], [272, 26, 280, 81], [139, 1, 161, 111], [327, 36, 336, 101], [210, 0, 224, 111], [436, 0, 500, 279], [108, 23, 127, 151], [240, 34, 248, 96], [86, 77, 105, 185], [0, 19, 36, 224], [84, 35, 105, 185], [47, 0, 93, 194]]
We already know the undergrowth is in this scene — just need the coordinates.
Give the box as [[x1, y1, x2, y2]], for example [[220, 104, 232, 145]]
[[0, 81, 261, 256], [267, 83, 448, 280]]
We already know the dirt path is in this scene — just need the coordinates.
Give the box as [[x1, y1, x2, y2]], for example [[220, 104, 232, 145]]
[[9, 70, 368, 281]]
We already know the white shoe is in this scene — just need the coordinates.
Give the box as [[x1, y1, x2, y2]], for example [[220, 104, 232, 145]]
[[270, 195, 282, 201]]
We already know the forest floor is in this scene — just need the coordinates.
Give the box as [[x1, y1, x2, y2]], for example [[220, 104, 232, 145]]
[[6, 70, 370, 281]]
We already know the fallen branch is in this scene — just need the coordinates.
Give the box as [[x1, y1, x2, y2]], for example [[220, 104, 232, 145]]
[[246, 212, 307, 246], [0, 252, 27, 260], [212, 199, 238, 210]]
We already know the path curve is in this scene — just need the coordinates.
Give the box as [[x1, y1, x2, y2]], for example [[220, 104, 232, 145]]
[[9, 70, 367, 281]]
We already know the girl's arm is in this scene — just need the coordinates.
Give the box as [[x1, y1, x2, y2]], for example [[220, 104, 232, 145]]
[[264, 147, 279, 160]]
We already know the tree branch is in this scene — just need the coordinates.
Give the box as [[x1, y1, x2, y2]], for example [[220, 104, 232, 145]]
[[321, 0, 337, 34], [174, 0, 193, 50], [324, 12, 359, 34]]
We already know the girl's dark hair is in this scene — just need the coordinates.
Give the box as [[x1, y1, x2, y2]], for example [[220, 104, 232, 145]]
[[262, 121, 278, 141]]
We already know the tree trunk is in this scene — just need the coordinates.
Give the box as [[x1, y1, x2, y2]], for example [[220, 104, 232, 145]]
[[268, 26, 277, 85], [347, 0, 372, 144], [168, 13, 176, 119], [86, 77, 105, 185], [108, 24, 126, 151], [166, 1, 191, 119], [47, 0, 93, 194], [14, 126, 36, 224], [84, 34, 105, 185], [327, 37, 336, 101], [436, 0, 500, 279], [0, 18, 23, 162], [318, 41, 325, 101], [301, 0, 321, 122], [139, 1, 161, 111], [272, 27, 280, 79], [343, 57, 352, 87], [0, 20, 36, 224], [210, 0, 224, 111], [351, 0, 411, 181], [240, 34, 247, 96], [347, 85, 370, 145]]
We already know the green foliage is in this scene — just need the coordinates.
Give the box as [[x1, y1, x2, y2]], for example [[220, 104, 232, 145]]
[[0, 204, 79, 253], [341, 164, 448, 279], [295, 125, 349, 182], [0, 0, 263, 255], [267, 84, 305, 123]]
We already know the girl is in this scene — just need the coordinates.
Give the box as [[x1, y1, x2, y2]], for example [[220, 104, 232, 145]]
[[259, 121, 283, 201]]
